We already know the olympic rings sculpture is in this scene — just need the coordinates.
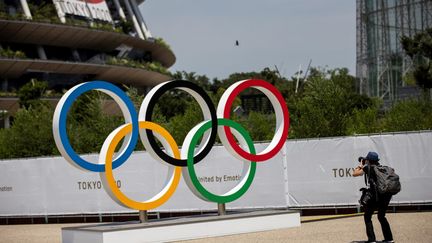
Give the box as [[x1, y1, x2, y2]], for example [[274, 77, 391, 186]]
[[53, 79, 289, 210]]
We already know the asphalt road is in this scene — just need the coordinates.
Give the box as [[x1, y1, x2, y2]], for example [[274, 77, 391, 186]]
[[0, 212, 431, 243]]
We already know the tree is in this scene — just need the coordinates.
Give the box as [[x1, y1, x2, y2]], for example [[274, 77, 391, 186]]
[[5, 65, 432, 159], [155, 71, 212, 118], [401, 28, 432, 97], [289, 67, 375, 138], [172, 71, 212, 91]]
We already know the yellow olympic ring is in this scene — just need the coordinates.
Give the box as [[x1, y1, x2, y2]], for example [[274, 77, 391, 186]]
[[101, 121, 182, 210]]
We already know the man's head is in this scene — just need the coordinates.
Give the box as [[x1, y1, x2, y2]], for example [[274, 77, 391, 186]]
[[365, 151, 380, 164], [358, 151, 380, 165]]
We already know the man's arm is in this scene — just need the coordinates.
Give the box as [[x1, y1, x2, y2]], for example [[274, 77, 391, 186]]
[[353, 164, 364, 177]]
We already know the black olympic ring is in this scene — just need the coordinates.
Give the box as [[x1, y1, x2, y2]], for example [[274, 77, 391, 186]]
[[139, 80, 218, 167]]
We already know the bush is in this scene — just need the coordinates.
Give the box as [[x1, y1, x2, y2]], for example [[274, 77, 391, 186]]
[[234, 111, 276, 141], [154, 37, 171, 51], [107, 57, 170, 75], [66, 91, 123, 154], [164, 102, 203, 144], [0, 90, 124, 159], [0, 103, 56, 159], [0, 47, 26, 59], [346, 103, 383, 135], [382, 99, 432, 132], [29, 3, 60, 23], [17, 80, 47, 108]]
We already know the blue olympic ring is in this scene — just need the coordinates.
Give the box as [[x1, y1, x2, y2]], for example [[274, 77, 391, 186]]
[[54, 81, 139, 172]]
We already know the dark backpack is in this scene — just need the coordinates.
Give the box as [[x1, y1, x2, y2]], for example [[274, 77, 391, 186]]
[[372, 165, 401, 195]]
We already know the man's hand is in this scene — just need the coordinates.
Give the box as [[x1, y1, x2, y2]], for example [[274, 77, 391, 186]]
[[353, 163, 364, 177]]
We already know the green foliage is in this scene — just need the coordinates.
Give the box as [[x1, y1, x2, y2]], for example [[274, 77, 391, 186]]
[[17, 80, 48, 109], [0, 103, 56, 159], [90, 22, 121, 33], [157, 71, 214, 118], [0, 3, 122, 33], [402, 71, 417, 86], [212, 68, 291, 92], [0, 6, 26, 21], [172, 71, 212, 90], [346, 100, 383, 135], [153, 92, 190, 118], [2, 66, 432, 160], [29, 2, 60, 23], [124, 86, 144, 111], [164, 102, 203, 144], [66, 91, 123, 154], [401, 28, 432, 92], [154, 37, 172, 51], [0, 47, 26, 59], [234, 112, 276, 141], [0, 90, 124, 159], [382, 99, 432, 132], [289, 67, 375, 138], [146, 62, 170, 75], [107, 57, 170, 75], [120, 20, 134, 34]]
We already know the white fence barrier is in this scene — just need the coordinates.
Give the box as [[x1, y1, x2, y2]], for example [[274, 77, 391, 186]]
[[1, 131, 431, 216], [286, 131, 432, 207]]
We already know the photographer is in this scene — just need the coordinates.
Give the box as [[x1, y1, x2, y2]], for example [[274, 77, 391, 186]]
[[353, 151, 394, 243]]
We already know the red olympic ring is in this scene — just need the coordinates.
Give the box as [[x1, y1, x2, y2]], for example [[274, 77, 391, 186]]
[[217, 79, 290, 162]]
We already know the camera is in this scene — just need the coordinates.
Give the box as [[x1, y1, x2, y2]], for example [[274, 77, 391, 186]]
[[358, 156, 365, 164]]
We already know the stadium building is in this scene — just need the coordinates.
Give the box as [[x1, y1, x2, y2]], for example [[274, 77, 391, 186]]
[[0, 0, 175, 127], [356, 0, 432, 104]]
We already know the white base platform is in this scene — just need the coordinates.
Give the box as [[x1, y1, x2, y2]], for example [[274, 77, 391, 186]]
[[62, 210, 300, 243]]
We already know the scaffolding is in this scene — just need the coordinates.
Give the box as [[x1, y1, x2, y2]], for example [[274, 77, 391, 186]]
[[356, 0, 432, 103]]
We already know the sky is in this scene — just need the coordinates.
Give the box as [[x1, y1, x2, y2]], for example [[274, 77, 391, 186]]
[[140, 0, 356, 80]]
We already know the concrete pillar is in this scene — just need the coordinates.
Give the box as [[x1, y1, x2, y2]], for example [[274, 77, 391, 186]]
[[139, 210, 148, 223], [4, 115, 10, 129], [36, 45, 48, 80], [130, 0, 152, 38], [72, 49, 81, 62], [37, 46, 47, 60], [113, 0, 127, 21], [123, 0, 145, 39], [19, 0, 32, 19], [1, 79, 8, 91], [217, 203, 226, 216]]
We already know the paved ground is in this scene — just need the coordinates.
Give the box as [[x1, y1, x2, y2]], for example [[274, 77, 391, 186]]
[[0, 212, 431, 243]]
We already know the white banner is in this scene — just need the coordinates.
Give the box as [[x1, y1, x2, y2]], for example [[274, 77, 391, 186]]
[[0, 132, 431, 216], [52, 0, 113, 22], [286, 131, 432, 207], [0, 144, 286, 216]]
